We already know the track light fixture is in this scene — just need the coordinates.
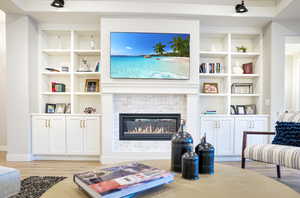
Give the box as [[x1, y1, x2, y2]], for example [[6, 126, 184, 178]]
[[51, 0, 64, 8], [235, 0, 248, 13]]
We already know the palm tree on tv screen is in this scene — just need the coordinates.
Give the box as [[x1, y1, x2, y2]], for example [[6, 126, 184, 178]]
[[153, 42, 166, 55], [169, 36, 190, 57]]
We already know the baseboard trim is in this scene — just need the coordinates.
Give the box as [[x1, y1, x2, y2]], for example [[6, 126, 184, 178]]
[[32, 155, 100, 161], [6, 154, 32, 161], [0, 145, 7, 151]]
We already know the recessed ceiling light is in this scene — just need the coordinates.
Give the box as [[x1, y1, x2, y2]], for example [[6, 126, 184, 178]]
[[51, 0, 64, 8], [235, 0, 248, 13]]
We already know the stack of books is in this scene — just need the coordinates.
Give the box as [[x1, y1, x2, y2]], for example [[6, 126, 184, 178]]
[[204, 110, 217, 115], [73, 162, 174, 198]]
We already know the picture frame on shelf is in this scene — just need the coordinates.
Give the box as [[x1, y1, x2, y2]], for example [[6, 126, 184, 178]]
[[65, 103, 71, 114], [45, 103, 56, 114], [85, 79, 100, 92], [231, 83, 253, 94], [245, 104, 256, 115], [55, 103, 66, 114], [230, 105, 237, 115], [203, 83, 218, 94], [236, 105, 246, 115]]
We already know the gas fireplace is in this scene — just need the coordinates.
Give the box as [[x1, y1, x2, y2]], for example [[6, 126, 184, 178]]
[[119, 113, 181, 141]]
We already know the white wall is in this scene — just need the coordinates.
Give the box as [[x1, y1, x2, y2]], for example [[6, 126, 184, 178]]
[[0, 10, 6, 150], [6, 14, 38, 161]]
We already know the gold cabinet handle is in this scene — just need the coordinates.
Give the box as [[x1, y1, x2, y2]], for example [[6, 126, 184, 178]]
[[45, 120, 48, 128], [83, 120, 86, 128], [80, 120, 82, 128], [48, 120, 51, 128]]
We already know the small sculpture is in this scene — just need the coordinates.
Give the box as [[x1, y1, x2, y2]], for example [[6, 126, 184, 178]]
[[78, 57, 92, 72]]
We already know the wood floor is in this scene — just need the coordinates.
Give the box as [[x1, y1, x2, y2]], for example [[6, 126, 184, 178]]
[[0, 152, 299, 193]]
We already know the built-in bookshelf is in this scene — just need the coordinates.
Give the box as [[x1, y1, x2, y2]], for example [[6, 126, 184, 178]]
[[39, 29, 101, 115], [199, 33, 263, 116]]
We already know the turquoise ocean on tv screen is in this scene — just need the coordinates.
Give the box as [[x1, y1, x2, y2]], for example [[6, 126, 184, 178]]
[[110, 56, 189, 79]]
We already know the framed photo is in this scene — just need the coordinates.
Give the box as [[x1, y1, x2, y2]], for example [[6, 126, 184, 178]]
[[65, 103, 71, 114], [55, 103, 66, 114], [45, 103, 56, 114], [245, 104, 256, 115], [236, 105, 246, 115], [230, 105, 237, 115], [203, 83, 218, 94], [231, 83, 253, 94], [85, 79, 100, 92]]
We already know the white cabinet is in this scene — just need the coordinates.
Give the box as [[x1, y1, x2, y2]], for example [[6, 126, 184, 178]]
[[32, 115, 100, 156], [66, 116, 100, 155], [200, 116, 268, 157], [32, 116, 66, 154], [200, 117, 234, 156], [234, 117, 268, 155]]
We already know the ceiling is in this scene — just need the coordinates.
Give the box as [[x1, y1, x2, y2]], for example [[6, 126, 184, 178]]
[[0, 0, 297, 27]]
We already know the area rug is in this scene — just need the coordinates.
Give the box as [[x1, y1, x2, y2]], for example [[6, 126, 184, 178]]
[[11, 176, 66, 198]]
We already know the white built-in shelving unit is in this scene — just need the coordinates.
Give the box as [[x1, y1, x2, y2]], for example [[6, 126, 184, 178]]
[[39, 29, 101, 115], [199, 32, 263, 115]]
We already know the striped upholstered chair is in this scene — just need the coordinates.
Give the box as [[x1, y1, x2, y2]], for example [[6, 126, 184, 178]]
[[242, 112, 300, 178]]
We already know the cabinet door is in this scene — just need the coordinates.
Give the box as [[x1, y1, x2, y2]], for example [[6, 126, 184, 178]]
[[216, 119, 234, 156], [200, 118, 217, 153], [32, 116, 49, 154], [49, 116, 66, 154], [66, 117, 84, 154], [234, 117, 268, 155], [234, 118, 251, 155], [248, 118, 268, 145], [84, 117, 100, 154]]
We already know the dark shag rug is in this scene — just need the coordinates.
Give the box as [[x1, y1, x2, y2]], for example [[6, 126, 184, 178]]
[[10, 176, 66, 198]]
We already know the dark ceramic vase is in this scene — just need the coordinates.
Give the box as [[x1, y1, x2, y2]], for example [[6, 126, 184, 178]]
[[181, 151, 199, 180], [195, 135, 215, 174], [171, 120, 193, 173]]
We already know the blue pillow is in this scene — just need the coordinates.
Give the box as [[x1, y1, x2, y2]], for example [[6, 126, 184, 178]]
[[272, 122, 300, 147]]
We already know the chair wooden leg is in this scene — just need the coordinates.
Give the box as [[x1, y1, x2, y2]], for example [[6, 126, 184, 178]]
[[241, 157, 246, 169], [276, 165, 281, 178]]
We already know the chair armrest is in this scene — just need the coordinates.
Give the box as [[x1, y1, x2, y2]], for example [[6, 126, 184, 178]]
[[242, 131, 275, 158]]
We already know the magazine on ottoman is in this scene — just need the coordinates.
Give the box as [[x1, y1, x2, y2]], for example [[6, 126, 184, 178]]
[[73, 162, 174, 198]]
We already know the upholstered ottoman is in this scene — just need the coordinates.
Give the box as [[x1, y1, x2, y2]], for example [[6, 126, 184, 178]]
[[0, 166, 21, 198]]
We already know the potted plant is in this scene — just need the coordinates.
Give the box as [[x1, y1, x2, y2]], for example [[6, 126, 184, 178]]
[[236, 46, 247, 53]]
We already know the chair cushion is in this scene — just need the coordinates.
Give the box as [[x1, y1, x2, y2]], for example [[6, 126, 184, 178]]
[[244, 144, 300, 170], [272, 122, 300, 147], [0, 166, 21, 198]]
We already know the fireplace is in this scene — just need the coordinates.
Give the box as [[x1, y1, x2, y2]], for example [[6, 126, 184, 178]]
[[119, 113, 181, 141]]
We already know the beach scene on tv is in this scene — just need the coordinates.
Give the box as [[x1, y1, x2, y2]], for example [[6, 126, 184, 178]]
[[110, 32, 190, 79]]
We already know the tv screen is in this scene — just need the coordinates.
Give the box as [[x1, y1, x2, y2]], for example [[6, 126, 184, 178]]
[[110, 32, 190, 79]]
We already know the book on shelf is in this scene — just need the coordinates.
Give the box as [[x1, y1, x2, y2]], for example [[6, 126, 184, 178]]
[[200, 63, 222, 74], [51, 82, 66, 92], [73, 162, 174, 198], [204, 111, 217, 115]]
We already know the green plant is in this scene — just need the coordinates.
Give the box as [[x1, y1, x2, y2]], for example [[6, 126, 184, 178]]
[[236, 46, 247, 53]]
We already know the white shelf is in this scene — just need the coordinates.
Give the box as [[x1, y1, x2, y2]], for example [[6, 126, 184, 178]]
[[42, 72, 71, 76], [74, 92, 101, 96], [231, 52, 260, 58], [199, 93, 228, 97], [231, 94, 260, 97], [74, 72, 101, 77], [41, 92, 71, 95], [74, 49, 101, 56], [199, 73, 228, 77], [231, 74, 259, 78], [200, 51, 228, 58], [42, 49, 71, 56]]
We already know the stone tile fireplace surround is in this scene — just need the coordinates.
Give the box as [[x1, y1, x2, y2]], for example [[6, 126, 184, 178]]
[[101, 93, 199, 164]]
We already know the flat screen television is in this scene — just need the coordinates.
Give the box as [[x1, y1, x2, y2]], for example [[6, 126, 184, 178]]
[[110, 32, 190, 80]]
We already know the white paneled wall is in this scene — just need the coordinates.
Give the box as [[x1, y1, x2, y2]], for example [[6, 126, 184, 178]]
[[0, 10, 6, 149]]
